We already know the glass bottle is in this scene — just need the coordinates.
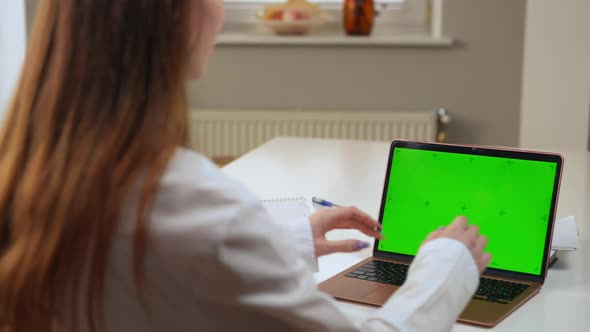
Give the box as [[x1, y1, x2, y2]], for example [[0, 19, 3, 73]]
[[343, 0, 375, 35]]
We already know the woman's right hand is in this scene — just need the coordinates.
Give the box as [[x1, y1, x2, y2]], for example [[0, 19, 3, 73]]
[[422, 216, 492, 274]]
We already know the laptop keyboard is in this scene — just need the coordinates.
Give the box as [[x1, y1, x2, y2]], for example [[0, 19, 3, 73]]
[[474, 277, 529, 304], [345, 260, 530, 304], [345, 260, 409, 286]]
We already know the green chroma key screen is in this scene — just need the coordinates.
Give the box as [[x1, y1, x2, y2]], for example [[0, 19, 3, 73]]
[[378, 147, 558, 275]]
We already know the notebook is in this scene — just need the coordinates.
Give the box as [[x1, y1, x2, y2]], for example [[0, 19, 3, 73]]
[[318, 140, 563, 327], [261, 197, 315, 222]]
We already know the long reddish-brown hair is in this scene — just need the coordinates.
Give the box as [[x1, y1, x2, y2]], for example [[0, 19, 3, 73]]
[[0, 1, 192, 331]]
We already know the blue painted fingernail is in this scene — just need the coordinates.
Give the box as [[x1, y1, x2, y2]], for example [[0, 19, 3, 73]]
[[355, 241, 370, 249]]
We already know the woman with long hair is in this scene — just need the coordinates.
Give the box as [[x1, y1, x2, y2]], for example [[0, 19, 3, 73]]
[[0, 1, 490, 331]]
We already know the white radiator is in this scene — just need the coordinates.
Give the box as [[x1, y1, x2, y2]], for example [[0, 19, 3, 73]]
[[189, 109, 439, 158]]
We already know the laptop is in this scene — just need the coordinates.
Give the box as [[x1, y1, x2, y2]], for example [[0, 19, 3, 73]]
[[318, 140, 563, 327]]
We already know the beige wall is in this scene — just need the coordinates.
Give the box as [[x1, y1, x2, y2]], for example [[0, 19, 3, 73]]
[[190, 0, 526, 146], [0, 0, 27, 119], [25, 0, 36, 35], [519, 0, 590, 150], [23, 0, 527, 146]]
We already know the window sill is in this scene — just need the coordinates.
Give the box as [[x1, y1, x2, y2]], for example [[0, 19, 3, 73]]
[[216, 31, 454, 47]]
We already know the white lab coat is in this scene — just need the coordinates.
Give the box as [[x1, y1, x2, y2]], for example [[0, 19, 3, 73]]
[[92, 148, 479, 332]]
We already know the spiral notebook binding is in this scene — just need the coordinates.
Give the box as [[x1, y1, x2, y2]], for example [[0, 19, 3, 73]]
[[261, 197, 306, 203]]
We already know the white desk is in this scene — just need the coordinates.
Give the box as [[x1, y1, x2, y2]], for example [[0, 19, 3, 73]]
[[223, 137, 590, 331]]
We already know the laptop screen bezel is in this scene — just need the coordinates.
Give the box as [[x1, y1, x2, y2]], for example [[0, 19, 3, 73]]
[[372, 140, 563, 284]]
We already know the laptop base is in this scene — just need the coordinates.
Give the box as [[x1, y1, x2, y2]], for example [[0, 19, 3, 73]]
[[319, 257, 542, 327]]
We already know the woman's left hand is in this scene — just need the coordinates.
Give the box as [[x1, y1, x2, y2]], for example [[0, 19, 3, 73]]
[[309, 206, 383, 257]]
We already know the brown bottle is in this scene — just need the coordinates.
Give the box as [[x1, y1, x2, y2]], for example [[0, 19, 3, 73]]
[[343, 0, 374, 35]]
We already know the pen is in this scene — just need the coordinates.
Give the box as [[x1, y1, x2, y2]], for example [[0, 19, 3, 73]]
[[312, 196, 342, 208]]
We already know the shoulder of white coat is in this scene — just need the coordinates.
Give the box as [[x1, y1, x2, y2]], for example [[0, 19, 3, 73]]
[[162, 148, 259, 203], [149, 148, 261, 234]]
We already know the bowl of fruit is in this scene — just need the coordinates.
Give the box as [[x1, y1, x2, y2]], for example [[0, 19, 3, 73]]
[[260, 0, 332, 35]]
